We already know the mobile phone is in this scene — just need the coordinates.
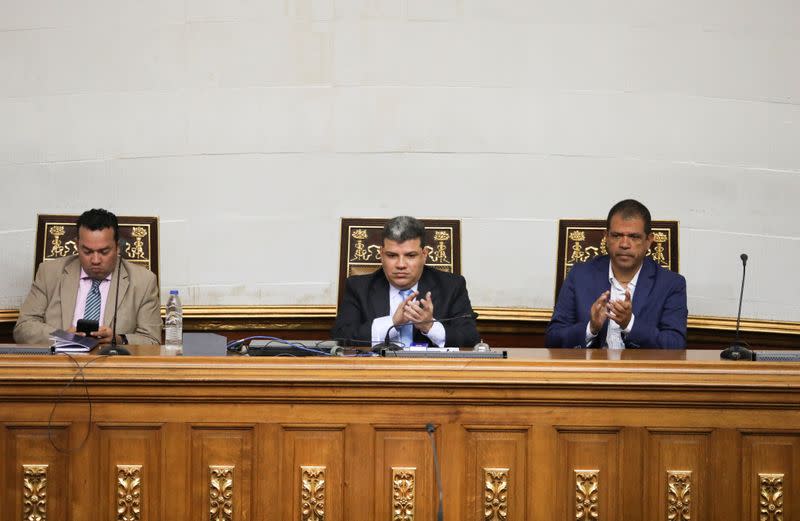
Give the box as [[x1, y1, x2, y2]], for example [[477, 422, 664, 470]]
[[76, 319, 99, 336]]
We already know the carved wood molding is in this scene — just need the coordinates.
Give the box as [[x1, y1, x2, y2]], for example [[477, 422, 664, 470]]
[[23, 464, 48, 521], [759, 473, 784, 521], [301, 466, 326, 521], [667, 470, 691, 521], [117, 465, 142, 521], [575, 470, 599, 521], [209, 465, 234, 521], [1, 306, 798, 335], [484, 468, 509, 521], [392, 467, 415, 521]]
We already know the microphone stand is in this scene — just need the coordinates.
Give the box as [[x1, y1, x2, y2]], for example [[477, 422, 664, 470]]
[[99, 254, 130, 356], [720, 253, 753, 361]]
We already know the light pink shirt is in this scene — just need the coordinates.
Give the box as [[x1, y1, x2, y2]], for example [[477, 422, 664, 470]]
[[71, 268, 112, 328]]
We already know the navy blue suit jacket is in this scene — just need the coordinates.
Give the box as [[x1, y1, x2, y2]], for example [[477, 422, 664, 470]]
[[332, 266, 480, 347], [546, 256, 687, 348]]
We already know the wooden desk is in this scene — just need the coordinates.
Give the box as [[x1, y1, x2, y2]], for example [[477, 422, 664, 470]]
[[1, 349, 798, 520]]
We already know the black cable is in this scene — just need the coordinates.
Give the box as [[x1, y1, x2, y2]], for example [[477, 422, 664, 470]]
[[47, 352, 105, 454]]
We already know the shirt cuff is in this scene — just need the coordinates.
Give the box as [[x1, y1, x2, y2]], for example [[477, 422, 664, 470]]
[[371, 316, 397, 345], [585, 322, 598, 346], [423, 321, 446, 347], [622, 314, 635, 335]]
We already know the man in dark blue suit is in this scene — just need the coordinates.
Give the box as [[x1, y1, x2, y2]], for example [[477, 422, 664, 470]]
[[546, 200, 687, 349]]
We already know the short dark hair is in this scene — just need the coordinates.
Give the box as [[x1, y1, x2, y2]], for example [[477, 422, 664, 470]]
[[606, 199, 652, 235], [76, 208, 119, 243], [382, 216, 426, 247]]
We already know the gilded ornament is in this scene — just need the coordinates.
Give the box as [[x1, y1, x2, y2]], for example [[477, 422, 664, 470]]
[[392, 467, 415, 521], [209, 466, 234, 521], [23, 464, 48, 521], [575, 470, 599, 521], [667, 471, 691, 521], [301, 466, 326, 521], [759, 473, 783, 521], [483, 468, 509, 521], [116, 465, 142, 521]]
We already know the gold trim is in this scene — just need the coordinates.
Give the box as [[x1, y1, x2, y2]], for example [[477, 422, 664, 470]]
[[484, 468, 509, 521], [667, 471, 691, 521], [1, 306, 798, 335], [23, 464, 48, 521], [392, 467, 415, 521], [301, 466, 326, 521], [117, 465, 142, 521], [759, 473, 783, 521], [209, 465, 233, 521], [575, 470, 599, 521]]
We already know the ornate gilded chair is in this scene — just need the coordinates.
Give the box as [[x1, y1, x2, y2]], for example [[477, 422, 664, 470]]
[[34, 214, 160, 280], [554, 219, 679, 302], [337, 218, 461, 307]]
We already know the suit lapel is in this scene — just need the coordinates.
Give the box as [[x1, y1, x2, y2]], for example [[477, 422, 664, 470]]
[[370, 272, 390, 318], [632, 259, 655, 317], [416, 268, 438, 308], [592, 258, 611, 347], [60, 258, 81, 329], [104, 261, 130, 328]]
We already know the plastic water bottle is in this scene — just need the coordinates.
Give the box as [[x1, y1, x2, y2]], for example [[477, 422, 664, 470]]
[[164, 290, 183, 352]]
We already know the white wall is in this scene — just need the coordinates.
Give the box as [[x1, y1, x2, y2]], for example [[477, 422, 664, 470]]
[[1, 0, 798, 320]]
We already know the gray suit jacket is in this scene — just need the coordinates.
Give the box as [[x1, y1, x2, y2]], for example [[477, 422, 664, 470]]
[[13, 256, 162, 345]]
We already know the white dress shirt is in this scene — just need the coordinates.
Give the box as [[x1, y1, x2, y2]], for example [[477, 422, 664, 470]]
[[585, 263, 641, 349]]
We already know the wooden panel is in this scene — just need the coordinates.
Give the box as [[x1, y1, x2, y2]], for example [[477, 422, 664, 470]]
[[644, 429, 711, 521], [557, 429, 622, 521], [373, 426, 434, 521], [97, 424, 164, 521], [189, 426, 254, 521], [281, 426, 345, 521], [464, 426, 528, 521], [3, 425, 69, 521], [741, 433, 800, 520]]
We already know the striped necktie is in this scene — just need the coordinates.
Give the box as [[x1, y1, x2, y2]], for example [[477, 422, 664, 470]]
[[83, 279, 102, 322], [398, 289, 414, 347]]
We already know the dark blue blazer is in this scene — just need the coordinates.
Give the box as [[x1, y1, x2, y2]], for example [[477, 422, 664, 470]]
[[546, 256, 687, 348]]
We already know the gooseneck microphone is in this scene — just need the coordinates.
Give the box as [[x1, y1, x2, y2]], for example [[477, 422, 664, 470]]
[[426, 423, 444, 521], [99, 255, 130, 356], [720, 253, 754, 361], [374, 312, 479, 352]]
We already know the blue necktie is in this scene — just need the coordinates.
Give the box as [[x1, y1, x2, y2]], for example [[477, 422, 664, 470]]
[[83, 279, 102, 322], [398, 289, 414, 347]]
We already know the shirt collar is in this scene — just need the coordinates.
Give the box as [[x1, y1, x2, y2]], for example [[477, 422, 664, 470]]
[[390, 283, 419, 298], [608, 262, 642, 289]]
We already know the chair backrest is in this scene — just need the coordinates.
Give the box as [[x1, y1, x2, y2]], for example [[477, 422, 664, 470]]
[[554, 219, 679, 303], [338, 218, 461, 307], [34, 214, 160, 280]]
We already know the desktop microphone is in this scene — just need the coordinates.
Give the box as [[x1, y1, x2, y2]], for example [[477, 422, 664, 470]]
[[426, 423, 444, 521], [374, 312, 479, 352], [99, 254, 130, 356], [720, 253, 753, 361]]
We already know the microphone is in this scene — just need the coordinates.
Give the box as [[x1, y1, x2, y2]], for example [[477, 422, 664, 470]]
[[99, 253, 130, 356], [374, 312, 479, 352], [720, 253, 753, 361], [426, 423, 444, 521]]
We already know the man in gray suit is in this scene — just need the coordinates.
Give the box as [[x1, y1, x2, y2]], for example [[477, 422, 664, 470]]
[[14, 209, 162, 346]]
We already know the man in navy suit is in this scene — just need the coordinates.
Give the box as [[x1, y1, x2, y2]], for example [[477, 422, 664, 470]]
[[546, 200, 687, 349], [332, 216, 480, 348]]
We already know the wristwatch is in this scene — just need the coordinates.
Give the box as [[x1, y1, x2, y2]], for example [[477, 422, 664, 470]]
[[119, 334, 129, 345]]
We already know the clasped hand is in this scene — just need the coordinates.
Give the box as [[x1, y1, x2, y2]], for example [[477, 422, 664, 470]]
[[392, 291, 435, 334], [589, 290, 632, 335]]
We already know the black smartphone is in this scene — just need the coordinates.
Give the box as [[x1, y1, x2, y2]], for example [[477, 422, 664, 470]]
[[76, 319, 99, 336]]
